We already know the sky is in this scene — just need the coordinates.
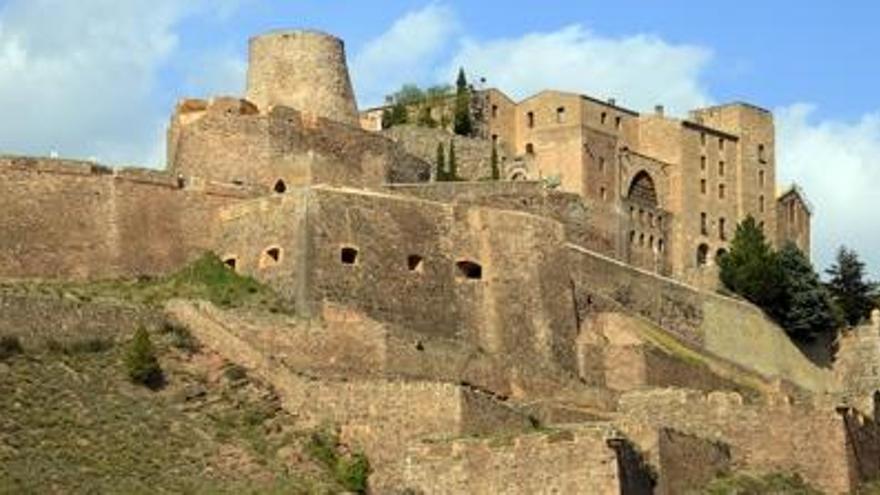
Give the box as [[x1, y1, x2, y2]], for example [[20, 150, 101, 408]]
[[0, 0, 878, 277]]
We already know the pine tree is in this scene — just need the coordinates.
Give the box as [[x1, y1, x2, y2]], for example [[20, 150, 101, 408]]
[[435, 142, 447, 182], [826, 246, 877, 326], [776, 242, 840, 340], [718, 216, 785, 313], [453, 68, 473, 136], [448, 140, 459, 181], [490, 144, 500, 180]]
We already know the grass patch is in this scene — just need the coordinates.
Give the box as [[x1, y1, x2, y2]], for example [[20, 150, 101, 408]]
[[44, 337, 114, 355], [698, 471, 823, 495], [1, 252, 295, 315], [160, 321, 200, 353]]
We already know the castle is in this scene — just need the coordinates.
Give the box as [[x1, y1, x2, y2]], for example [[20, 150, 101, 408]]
[[0, 29, 877, 494]]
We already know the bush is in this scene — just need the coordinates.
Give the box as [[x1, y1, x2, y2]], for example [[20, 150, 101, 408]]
[[161, 321, 200, 353], [124, 327, 163, 389], [307, 430, 371, 494], [0, 335, 23, 360]]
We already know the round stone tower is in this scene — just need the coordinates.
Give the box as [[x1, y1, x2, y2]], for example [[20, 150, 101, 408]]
[[246, 29, 359, 126]]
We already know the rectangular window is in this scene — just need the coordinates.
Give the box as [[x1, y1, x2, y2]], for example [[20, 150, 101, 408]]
[[719, 161, 725, 176], [719, 137, 725, 150], [600, 186, 607, 201], [758, 169, 765, 187], [718, 184, 725, 199], [701, 133, 706, 146], [492, 104, 499, 118], [758, 143, 766, 163], [615, 116, 622, 129], [701, 212, 708, 236], [600, 112, 607, 125], [719, 218, 726, 240], [527, 111, 535, 128], [700, 156, 707, 171], [759, 195, 765, 213], [556, 107, 566, 123], [700, 179, 707, 194]]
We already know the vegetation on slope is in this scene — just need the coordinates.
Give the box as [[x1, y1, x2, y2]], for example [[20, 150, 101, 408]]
[[0, 326, 365, 494], [697, 471, 823, 495], [0, 253, 295, 315]]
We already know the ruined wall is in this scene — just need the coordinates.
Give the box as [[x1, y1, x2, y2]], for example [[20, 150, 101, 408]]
[[835, 318, 880, 416], [618, 389, 860, 494], [246, 30, 359, 125], [0, 157, 252, 280], [568, 244, 836, 393], [382, 125, 498, 180], [168, 100, 430, 191], [375, 426, 623, 495]]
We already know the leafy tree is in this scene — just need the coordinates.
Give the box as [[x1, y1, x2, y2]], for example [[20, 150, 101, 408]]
[[125, 327, 163, 389], [826, 246, 877, 326], [490, 144, 501, 180], [776, 242, 840, 340], [448, 140, 460, 181], [718, 216, 785, 314], [435, 142, 447, 181], [381, 102, 408, 129], [453, 68, 473, 136]]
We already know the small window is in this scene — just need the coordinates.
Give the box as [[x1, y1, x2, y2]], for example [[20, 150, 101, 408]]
[[759, 195, 765, 213], [719, 137, 725, 150], [615, 116, 622, 129], [600, 112, 607, 125], [527, 111, 535, 128], [700, 156, 707, 171], [407, 255, 424, 273], [758, 170, 765, 187], [266, 247, 281, 262], [697, 244, 710, 266], [525, 143, 535, 155], [658, 239, 665, 253], [718, 184, 725, 200], [557, 107, 566, 123], [719, 218, 726, 241], [758, 143, 767, 163], [718, 161, 725, 176], [629, 231, 636, 245], [341, 246, 359, 265], [223, 257, 237, 270], [639, 233, 645, 246], [274, 179, 287, 194], [700, 212, 708, 235], [492, 134, 498, 144], [600, 187, 607, 201], [716, 248, 728, 262], [700, 179, 707, 194], [492, 104, 499, 118], [456, 260, 482, 280]]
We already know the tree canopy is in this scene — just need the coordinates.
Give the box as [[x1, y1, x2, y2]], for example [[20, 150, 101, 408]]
[[718, 216, 785, 313], [826, 246, 878, 326]]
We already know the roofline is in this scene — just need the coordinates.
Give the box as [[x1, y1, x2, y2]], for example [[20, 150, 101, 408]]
[[682, 120, 740, 141], [778, 183, 814, 215], [692, 101, 772, 115]]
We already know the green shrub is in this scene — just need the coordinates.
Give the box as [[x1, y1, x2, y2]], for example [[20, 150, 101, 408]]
[[124, 327, 163, 389], [161, 321, 200, 353], [0, 335, 23, 360], [701, 472, 822, 495], [223, 363, 248, 382], [307, 430, 371, 494]]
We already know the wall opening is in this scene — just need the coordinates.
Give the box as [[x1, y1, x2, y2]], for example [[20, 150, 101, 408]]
[[527, 111, 535, 128], [696, 244, 710, 267], [407, 255, 424, 273], [556, 106, 566, 123], [274, 179, 287, 194], [525, 143, 535, 155], [223, 257, 238, 270], [627, 171, 658, 207], [341, 246, 359, 265], [716, 248, 728, 262], [456, 260, 483, 280]]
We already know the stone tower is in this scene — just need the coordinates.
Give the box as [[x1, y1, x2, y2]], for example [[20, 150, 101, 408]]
[[246, 29, 359, 126]]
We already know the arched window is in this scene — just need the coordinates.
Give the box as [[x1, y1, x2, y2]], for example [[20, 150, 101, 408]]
[[716, 248, 728, 262], [627, 171, 658, 207], [696, 244, 710, 267], [274, 179, 287, 194]]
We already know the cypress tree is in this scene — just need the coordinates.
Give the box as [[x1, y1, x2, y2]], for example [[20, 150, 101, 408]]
[[125, 327, 163, 389], [448, 140, 459, 181], [826, 246, 877, 326], [435, 142, 447, 182], [718, 216, 784, 313], [490, 144, 500, 180], [453, 68, 473, 136]]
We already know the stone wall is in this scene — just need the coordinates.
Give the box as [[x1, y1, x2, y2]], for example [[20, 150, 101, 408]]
[[216, 186, 579, 373], [374, 425, 624, 495], [0, 157, 252, 280], [0, 292, 161, 346], [168, 100, 430, 191], [618, 388, 867, 494], [381, 125, 497, 180]]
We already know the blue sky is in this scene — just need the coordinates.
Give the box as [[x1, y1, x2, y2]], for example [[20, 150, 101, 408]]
[[0, 0, 878, 277]]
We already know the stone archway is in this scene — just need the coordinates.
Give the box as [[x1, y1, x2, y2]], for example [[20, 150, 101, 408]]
[[627, 170, 658, 208]]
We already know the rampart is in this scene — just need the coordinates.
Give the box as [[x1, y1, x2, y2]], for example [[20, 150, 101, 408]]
[[618, 388, 880, 494], [0, 156, 254, 280], [568, 244, 836, 393], [216, 186, 579, 373], [167, 98, 430, 192], [382, 125, 497, 180]]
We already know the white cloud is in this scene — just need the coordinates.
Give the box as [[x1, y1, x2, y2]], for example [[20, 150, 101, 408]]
[[445, 25, 714, 115], [776, 104, 880, 277], [0, 0, 246, 168], [351, 3, 460, 108]]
